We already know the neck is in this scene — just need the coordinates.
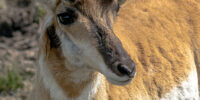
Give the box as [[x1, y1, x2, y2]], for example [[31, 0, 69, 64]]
[[37, 33, 103, 100], [38, 52, 102, 100]]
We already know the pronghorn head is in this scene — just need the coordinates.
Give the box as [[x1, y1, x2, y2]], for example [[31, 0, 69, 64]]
[[41, 0, 136, 85]]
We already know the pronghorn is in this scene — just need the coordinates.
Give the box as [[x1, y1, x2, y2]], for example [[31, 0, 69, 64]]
[[29, 0, 200, 100]]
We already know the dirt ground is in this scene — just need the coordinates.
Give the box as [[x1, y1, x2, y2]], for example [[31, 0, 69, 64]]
[[0, 0, 43, 99]]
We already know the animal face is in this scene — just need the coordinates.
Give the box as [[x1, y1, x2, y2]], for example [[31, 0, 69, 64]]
[[42, 0, 136, 85]]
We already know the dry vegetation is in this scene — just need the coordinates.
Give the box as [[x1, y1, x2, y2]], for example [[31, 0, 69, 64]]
[[0, 0, 45, 99]]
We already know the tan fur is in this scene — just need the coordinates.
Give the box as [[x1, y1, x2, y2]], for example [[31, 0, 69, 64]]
[[29, 0, 200, 100], [112, 0, 200, 99]]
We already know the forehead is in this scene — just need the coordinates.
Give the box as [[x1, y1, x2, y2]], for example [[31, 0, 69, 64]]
[[55, 0, 119, 25], [55, 0, 118, 12], [56, 0, 117, 6]]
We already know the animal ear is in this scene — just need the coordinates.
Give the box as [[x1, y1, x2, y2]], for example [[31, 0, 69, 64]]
[[118, 0, 127, 6]]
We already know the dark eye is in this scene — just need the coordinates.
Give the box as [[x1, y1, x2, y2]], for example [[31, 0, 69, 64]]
[[57, 8, 78, 25]]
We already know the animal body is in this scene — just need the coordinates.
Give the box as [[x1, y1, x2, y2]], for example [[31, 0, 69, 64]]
[[29, 0, 200, 100]]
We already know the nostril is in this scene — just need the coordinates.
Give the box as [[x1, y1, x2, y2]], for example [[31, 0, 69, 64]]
[[117, 64, 132, 76]]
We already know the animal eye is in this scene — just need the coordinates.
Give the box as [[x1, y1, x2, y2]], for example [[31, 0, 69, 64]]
[[57, 8, 78, 25]]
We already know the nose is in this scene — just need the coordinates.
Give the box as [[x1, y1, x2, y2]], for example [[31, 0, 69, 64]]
[[114, 62, 136, 78]]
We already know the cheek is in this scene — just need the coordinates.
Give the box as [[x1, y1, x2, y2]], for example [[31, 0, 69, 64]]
[[61, 20, 92, 41], [57, 29, 84, 67], [61, 35, 106, 70], [56, 26, 103, 69], [79, 42, 107, 71], [56, 17, 107, 69]]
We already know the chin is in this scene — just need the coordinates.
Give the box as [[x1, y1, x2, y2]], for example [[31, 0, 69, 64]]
[[106, 77, 133, 86]]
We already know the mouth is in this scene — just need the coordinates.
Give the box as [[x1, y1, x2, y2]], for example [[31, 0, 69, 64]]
[[106, 76, 134, 85], [98, 64, 136, 86]]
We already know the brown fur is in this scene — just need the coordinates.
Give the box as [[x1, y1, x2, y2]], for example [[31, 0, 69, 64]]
[[30, 0, 200, 99], [112, 0, 200, 99]]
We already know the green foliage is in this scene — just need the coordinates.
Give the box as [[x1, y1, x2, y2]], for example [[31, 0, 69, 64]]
[[0, 69, 24, 93], [34, 6, 46, 23], [0, 2, 3, 9], [0, 0, 6, 9], [0, 3, 3, 9]]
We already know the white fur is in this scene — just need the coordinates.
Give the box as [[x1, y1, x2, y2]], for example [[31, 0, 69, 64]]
[[76, 74, 102, 100], [39, 54, 102, 100], [39, 54, 68, 100], [161, 70, 199, 100], [57, 29, 85, 67], [161, 50, 199, 100]]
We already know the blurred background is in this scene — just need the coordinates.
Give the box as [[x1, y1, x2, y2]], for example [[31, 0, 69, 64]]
[[0, 0, 45, 99]]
